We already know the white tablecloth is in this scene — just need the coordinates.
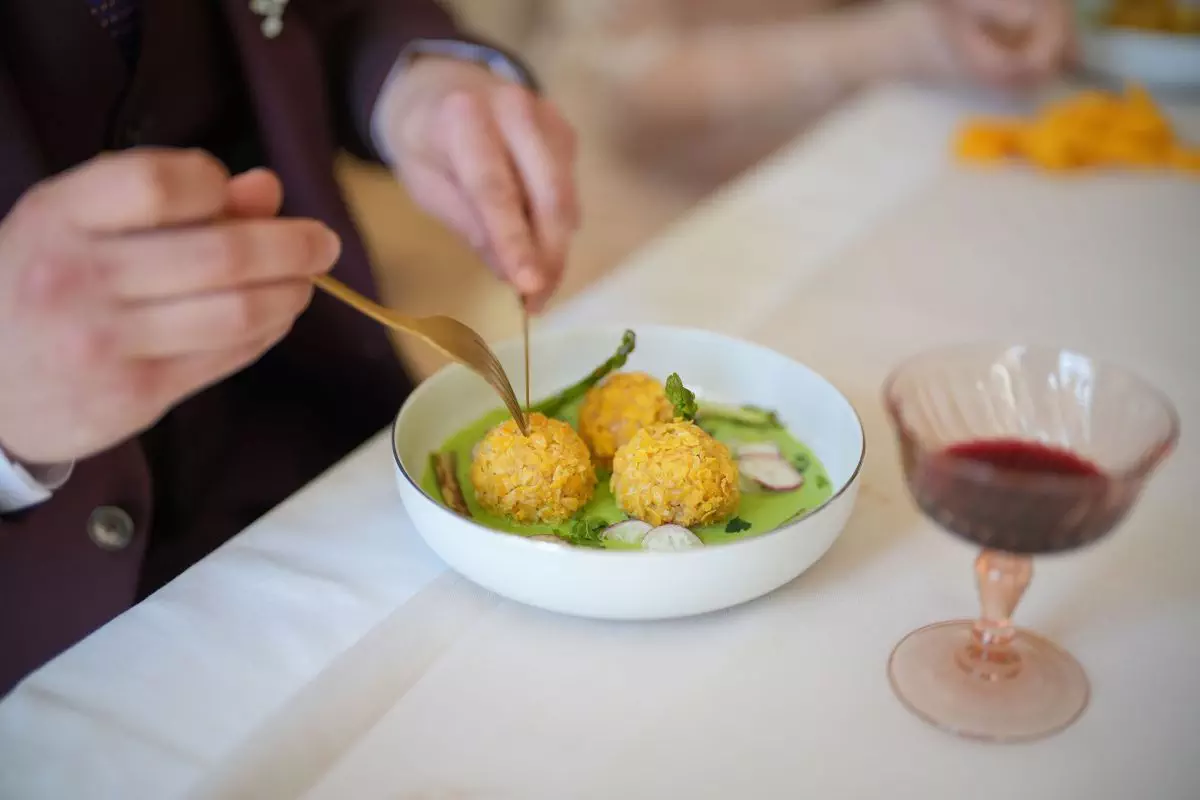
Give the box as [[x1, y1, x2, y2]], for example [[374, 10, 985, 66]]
[[2, 84, 1198, 800]]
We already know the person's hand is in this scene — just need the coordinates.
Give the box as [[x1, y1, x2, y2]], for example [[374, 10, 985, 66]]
[[372, 56, 579, 313], [938, 0, 1074, 86], [0, 149, 341, 465]]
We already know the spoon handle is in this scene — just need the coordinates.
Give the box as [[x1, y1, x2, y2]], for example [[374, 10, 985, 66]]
[[312, 274, 417, 333]]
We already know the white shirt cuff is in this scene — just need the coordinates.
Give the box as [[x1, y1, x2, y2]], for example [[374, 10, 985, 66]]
[[0, 449, 73, 513]]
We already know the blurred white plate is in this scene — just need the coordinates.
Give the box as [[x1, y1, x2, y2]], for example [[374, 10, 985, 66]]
[[391, 325, 865, 620], [1077, 0, 1200, 89]]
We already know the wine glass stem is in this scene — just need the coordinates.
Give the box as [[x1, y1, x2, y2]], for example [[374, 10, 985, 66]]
[[956, 549, 1033, 681]]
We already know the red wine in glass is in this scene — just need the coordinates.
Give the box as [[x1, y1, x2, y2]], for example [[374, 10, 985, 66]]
[[911, 439, 1135, 555], [884, 344, 1178, 743]]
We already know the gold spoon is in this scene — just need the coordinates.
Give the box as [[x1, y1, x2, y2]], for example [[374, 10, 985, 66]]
[[520, 295, 531, 412], [312, 274, 529, 435]]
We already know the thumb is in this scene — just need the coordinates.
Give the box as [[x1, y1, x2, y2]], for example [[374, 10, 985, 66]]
[[224, 168, 284, 218]]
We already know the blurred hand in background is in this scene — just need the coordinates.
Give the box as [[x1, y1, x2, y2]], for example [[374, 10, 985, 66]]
[[548, 0, 1073, 185], [938, 0, 1074, 87]]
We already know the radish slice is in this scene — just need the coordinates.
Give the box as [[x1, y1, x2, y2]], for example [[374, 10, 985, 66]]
[[603, 519, 653, 545], [738, 454, 805, 491], [641, 525, 704, 551], [736, 441, 781, 458], [529, 534, 568, 546]]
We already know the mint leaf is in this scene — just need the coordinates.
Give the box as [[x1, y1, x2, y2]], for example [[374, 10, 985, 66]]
[[725, 516, 751, 533], [664, 373, 698, 421]]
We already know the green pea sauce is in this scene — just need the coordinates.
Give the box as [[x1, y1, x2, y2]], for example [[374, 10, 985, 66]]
[[419, 397, 834, 549]]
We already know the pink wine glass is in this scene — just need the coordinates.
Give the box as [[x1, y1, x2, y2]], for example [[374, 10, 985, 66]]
[[883, 344, 1179, 743]]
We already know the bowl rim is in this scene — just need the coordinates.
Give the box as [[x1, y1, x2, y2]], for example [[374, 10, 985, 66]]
[[880, 341, 1181, 488], [390, 323, 867, 558]]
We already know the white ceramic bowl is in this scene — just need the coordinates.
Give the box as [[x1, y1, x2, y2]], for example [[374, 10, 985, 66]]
[[1076, 0, 1200, 89], [392, 325, 865, 620]]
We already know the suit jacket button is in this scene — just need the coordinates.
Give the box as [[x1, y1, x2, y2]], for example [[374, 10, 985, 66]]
[[88, 506, 135, 551]]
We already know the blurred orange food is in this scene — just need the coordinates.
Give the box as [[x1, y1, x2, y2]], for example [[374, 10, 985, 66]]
[[954, 84, 1200, 176]]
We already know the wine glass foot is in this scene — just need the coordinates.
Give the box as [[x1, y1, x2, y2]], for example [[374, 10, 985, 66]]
[[888, 619, 1090, 743]]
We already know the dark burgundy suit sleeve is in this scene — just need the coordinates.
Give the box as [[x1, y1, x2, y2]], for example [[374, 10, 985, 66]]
[[295, 0, 533, 163]]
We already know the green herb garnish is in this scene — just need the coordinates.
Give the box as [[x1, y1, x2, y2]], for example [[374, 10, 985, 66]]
[[665, 373, 698, 422], [557, 516, 609, 548], [815, 474, 830, 490], [725, 516, 752, 533], [695, 403, 782, 429], [792, 453, 810, 472], [531, 330, 636, 419]]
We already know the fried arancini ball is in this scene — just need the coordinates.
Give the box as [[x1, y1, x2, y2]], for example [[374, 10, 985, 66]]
[[578, 372, 675, 467], [470, 412, 596, 524], [610, 420, 740, 528]]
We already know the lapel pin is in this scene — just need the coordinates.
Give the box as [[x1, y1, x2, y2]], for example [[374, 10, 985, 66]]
[[250, 0, 289, 38]]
